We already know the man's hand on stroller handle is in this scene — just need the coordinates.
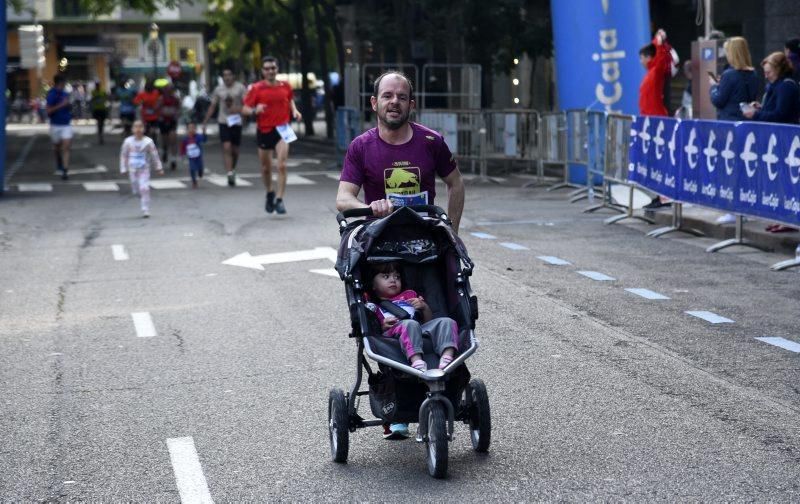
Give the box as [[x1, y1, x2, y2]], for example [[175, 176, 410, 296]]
[[369, 198, 394, 217]]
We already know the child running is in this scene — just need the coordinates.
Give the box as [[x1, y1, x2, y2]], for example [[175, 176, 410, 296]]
[[120, 120, 163, 218], [367, 262, 458, 371], [180, 122, 206, 188]]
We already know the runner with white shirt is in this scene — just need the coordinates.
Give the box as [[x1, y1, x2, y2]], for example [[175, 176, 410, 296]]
[[202, 68, 246, 187], [120, 120, 164, 218]]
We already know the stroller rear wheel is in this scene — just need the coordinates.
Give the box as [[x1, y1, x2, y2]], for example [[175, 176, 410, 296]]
[[328, 388, 349, 463], [425, 402, 449, 479], [467, 379, 491, 452]]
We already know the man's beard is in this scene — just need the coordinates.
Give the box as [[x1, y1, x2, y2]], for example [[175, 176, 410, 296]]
[[379, 106, 409, 130]]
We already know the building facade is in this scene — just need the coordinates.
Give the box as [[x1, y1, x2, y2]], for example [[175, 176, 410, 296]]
[[6, 0, 211, 97]]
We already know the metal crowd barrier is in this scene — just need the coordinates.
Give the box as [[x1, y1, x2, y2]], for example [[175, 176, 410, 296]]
[[584, 113, 628, 216], [570, 110, 607, 204], [539, 112, 572, 191]]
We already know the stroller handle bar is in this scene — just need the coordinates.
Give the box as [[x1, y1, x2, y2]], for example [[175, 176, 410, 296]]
[[336, 205, 451, 228]]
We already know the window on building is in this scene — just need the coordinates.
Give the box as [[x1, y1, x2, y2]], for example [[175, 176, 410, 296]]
[[113, 36, 142, 60], [167, 35, 203, 63], [54, 0, 89, 17]]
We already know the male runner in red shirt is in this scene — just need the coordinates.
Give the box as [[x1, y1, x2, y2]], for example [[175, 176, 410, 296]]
[[134, 79, 161, 143], [243, 56, 302, 214]]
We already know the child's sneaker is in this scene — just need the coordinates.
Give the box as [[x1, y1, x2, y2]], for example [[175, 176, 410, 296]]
[[265, 191, 276, 213], [227, 171, 235, 187], [142, 211, 150, 219], [275, 198, 286, 215], [383, 423, 410, 440], [192, 180, 198, 189]]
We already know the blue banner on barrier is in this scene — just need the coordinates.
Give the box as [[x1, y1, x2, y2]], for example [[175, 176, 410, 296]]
[[629, 116, 800, 226]]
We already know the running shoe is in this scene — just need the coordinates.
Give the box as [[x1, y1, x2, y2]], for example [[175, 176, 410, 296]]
[[383, 423, 410, 440], [170, 161, 176, 171], [227, 171, 236, 187], [265, 191, 276, 213], [275, 198, 286, 215]]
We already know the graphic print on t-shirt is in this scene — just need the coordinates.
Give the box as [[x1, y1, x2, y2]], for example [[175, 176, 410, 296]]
[[384, 165, 428, 206], [379, 300, 416, 320]]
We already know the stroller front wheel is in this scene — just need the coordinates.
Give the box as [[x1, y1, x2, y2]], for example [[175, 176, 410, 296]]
[[425, 402, 449, 479], [328, 388, 350, 463]]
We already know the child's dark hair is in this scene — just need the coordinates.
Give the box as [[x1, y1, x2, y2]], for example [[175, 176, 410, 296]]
[[371, 261, 401, 277]]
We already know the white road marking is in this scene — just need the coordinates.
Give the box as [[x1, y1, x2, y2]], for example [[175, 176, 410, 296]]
[[625, 288, 670, 300], [8, 135, 37, 181], [326, 173, 341, 181], [285, 174, 315, 185], [166, 437, 214, 504], [685, 311, 734, 324], [223, 246, 338, 270], [83, 181, 120, 191], [309, 268, 339, 277], [477, 219, 561, 226], [470, 232, 497, 240], [150, 179, 187, 189], [537, 256, 571, 265], [111, 244, 129, 261], [499, 242, 529, 251], [131, 312, 157, 337], [18, 183, 53, 192], [577, 271, 616, 281], [755, 337, 800, 353], [53, 164, 107, 176], [204, 174, 253, 187]]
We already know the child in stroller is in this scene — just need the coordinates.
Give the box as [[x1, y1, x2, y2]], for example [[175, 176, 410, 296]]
[[328, 205, 491, 478]]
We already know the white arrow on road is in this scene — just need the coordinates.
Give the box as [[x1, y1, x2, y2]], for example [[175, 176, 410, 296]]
[[223, 246, 338, 272]]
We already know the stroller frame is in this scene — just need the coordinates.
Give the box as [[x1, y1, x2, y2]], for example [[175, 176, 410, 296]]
[[328, 205, 491, 479]]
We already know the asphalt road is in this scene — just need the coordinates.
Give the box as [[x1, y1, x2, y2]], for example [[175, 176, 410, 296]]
[[2, 125, 800, 501]]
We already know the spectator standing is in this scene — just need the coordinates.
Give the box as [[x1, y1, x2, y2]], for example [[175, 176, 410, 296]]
[[203, 68, 247, 187], [638, 29, 673, 117], [243, 56, 303, 215], [46, 74, 73, 180], [784, 38, 800, 83], [90, 81, 110, 145], [709, 37, 759, 121], [743, 52, 800, 124]]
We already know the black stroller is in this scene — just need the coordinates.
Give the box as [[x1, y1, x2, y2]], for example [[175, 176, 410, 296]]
[[328, 205, 491, 478]]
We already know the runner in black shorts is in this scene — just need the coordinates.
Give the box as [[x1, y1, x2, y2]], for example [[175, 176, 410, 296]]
[[256, 128, 281, 150], [158, 85, 180, 170], [203, 68, 246, 186]]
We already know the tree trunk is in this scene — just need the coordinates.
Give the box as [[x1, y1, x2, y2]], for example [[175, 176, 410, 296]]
[[322, 0, 345, 77], [313, 1, 334, 139], [291, 3, 315, 136]]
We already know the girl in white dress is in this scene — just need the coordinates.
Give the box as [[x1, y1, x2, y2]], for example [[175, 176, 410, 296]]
[[120, 120, 163, 217]]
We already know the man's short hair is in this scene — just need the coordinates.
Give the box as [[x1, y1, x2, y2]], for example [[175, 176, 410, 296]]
[[53, 74, 66, 86], [639, 43, 656, 58], [261, 56, 278, 65], [373, 71, 414, 100], [222, 67, 234, 74], [785, 38, 800, 56]]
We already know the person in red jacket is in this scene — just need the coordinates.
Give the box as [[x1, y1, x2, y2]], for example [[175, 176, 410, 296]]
[[638, 29, 672, 117]]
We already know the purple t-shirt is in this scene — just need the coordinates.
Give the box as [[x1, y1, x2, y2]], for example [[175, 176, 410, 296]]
[[340, 122, 457, 206]]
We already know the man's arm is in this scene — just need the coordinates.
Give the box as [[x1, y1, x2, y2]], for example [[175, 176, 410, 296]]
[[289, 91, 302, 122], [202, 95, 218, 130], [442, 169, 465, 234], [336, 181, 394, 217]]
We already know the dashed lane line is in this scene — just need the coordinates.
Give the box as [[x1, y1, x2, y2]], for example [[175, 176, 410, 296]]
[[18, 183, 53, 192], [166, 437, 214, 504], [131, 312, 157, 337], [150, 179, 188, 190], [755, 337, 800, 353], [499, 242, 529, 251], [685, 311, 734, 324], [83, 182, 120, 192], [577, 271, 616, 281], [111, 245, 129, 261], [204, 174, 253, 187], [537, 256, 571, 266], [470, 232, 497, 240], [625, 288, 670, 300]]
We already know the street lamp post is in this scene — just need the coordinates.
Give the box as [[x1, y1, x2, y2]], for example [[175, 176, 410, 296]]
[[148, 23, 159, 78]]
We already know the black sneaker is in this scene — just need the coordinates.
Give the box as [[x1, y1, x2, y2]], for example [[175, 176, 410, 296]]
[[643, 197, 671, 209], [265, 191, 276, 213], [227, 172, 236, 187], [170, 161, 177, 171], [275, 198, 286, 215]]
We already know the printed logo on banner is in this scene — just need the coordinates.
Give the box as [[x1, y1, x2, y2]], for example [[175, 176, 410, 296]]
[[639, 117, 651, 154], [668, 121, 679, 166], [740, 132, 758, 178], [760, 132, 780, 213], [787, 136, 800, 184], [684, 127, 699, 169], [722, 131, 735, 175], [703, 130, 718, 173], [763, 134, 779, 181], [653, 121, 665, 160]]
